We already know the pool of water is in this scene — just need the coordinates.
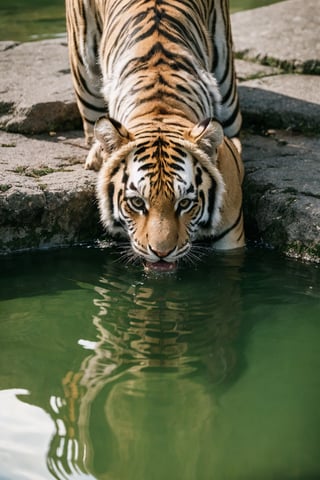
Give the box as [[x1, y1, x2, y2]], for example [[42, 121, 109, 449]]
[[0, 0, 283, 42], [0, 245, 320, 479]]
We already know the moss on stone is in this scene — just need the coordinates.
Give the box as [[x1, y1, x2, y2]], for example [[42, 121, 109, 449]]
[[285, 241, 320, 264], [0, 184, 11, 192]]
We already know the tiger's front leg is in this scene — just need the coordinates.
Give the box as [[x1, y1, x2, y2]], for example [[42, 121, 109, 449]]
[[66, 0, 106, 171]]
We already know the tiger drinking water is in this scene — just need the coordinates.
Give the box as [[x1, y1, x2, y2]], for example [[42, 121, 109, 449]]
[[66, 0, 245, 270]]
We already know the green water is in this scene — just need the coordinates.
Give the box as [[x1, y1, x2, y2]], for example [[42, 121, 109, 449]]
[[0, 246, 320, 479], [0, 0, 283, 42]]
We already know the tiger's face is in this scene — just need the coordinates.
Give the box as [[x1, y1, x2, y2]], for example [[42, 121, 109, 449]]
[[95, 116, 228, 270]]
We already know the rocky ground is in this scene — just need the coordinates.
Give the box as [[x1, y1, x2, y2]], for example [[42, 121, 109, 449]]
[[0, 0, 319, 261]]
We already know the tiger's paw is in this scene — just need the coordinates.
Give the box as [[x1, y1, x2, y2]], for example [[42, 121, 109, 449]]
[[84, 142, 103, 171]]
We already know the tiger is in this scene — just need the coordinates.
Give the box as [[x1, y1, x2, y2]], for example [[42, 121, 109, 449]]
[[66, 0, 245, 271]]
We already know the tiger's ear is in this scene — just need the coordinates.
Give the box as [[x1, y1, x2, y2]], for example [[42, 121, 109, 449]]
[[184, 118, 224, 156], [94, 116, 134, 154]]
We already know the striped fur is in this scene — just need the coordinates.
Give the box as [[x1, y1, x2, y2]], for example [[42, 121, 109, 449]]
[[66, 0, 245, 265]]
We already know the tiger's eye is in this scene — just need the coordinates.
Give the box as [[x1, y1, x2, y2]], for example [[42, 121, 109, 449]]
[[129, 196, 145, 210], [179, 198, 192, 210]]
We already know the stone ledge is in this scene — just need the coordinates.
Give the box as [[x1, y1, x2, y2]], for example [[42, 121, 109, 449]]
[[242, 131, 320, 263], [0, 131, 100, 252], [1, 129, 319, 262], [232, 0, 320, 74], [239, 75, 320, 133], [0, 38, 80, 134]]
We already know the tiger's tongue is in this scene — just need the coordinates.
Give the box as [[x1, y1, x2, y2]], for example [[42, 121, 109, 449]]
[[144, 260, 177, 272]]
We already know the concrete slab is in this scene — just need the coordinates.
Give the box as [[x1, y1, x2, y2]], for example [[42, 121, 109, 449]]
[[243, 130, 320, 262], [0, 38, 80, 134], [232, 0, 320, 74], [239, 74, 320, 132], [1, 128, 319, 262], [0, 130, 99, 252]]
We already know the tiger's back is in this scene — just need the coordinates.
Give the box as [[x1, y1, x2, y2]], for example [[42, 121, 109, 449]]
[[66, 0, 245, 269]]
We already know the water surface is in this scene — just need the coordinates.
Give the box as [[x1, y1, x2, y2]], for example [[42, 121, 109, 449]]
[[0, 246, 320, 479], [0, 0, 283, 42]]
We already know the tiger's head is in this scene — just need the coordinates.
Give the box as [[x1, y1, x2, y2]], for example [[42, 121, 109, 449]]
[[94, 116, 243, 271]]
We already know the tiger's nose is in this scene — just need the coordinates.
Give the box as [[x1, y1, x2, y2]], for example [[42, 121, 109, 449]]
[[149, 246, 174, 258]]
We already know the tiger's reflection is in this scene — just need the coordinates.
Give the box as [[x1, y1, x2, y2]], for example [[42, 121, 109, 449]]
[[47, 251, 244, 479]]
